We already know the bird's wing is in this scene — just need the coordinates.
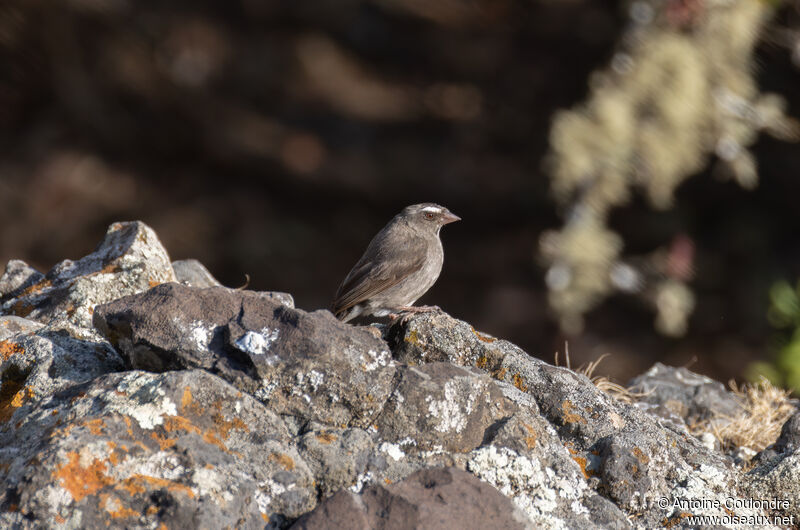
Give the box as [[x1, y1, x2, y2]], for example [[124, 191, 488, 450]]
[[332, 232, 427, 318]]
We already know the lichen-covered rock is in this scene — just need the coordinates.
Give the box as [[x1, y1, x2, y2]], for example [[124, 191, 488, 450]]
[[0, 315, 43, 340], [375, 362, 514, 453], [0, 222, 793, 529], [627, 362, 745, 429], [0, 222, 176, 338], [387, 311, 776, 528], [0, 323, 123, 426], [746, 451, 800, 522], [93, 282, 396, 428], [0, 369, 314, 528], [290, 467, 533, 530]]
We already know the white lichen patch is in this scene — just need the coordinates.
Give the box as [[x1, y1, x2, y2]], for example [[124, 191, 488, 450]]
[[467, 445, 587, 527], [255, 381, 278, 402], [425, 378, 481, 434], [186, 319, 215, 351], [349, 470, 375, 493], [379, 442, 405, 462], [362, 349, 392, 371], [111, 451, 186, 482], [101, 375, 177, 429], [235, 328, 280, 355], [192, 467, 233, 502]]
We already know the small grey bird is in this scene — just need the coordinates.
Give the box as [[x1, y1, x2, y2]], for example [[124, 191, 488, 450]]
[[333, 203, 460, 323]]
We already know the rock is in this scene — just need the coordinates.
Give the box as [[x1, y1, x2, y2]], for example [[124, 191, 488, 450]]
[[172, 259, 223, 288], [0, 260, 44, 297], [0, 326, 124, 425], [627, 362, 744, 429], [0, 223, 794, 529], [0, 315, 43, 340], [93, 282, 396, 428], [0, 221, 176, 337], [0, 370, 315, 527], [386, 311, 777, 528], [290, 467, 532, 530], [296, 425, 375, 498], [754, 410, 800, 466], [746, 452, 800, 523], [375, 362, 514, 453]]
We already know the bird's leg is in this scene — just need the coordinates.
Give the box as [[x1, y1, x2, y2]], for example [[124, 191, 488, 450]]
[[389, 305, 442, 325]]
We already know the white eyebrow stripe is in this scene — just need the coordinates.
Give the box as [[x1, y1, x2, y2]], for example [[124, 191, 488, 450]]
[[421, 206, 442, 213]]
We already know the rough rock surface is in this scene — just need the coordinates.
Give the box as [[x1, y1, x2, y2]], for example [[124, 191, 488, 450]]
[[1, 221, 798, 529], [290, 467, 532, 530], [0, 221, 176, 339], [93, 282, 395, 428]]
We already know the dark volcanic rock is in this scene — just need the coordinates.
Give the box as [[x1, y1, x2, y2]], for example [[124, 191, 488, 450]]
[[290, 467, 532, 530], [0, 370, 313, 528], [627, 362, 744, 429], [0, 221, 176, 338], [93, 282, 396, 428], [0, 222, 794, 529], [386, 311, 774, 527], [375, 362, 514, 453], [172, 259, 224, 288]]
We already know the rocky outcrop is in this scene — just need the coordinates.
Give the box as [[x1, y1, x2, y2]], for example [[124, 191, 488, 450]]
[[1, 221, 798, 529]]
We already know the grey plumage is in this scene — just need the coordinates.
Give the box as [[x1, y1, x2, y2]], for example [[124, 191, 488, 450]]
[[333, 203, 460, 322]]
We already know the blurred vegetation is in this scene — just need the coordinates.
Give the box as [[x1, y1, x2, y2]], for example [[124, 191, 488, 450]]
[[542, 0, 800, 336], [749, 279, 800, 392]]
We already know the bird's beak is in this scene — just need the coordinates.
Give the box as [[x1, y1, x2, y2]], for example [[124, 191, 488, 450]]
[[442, 211, 461, 225]]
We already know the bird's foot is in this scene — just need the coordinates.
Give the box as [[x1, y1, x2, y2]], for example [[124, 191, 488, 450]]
[[388, 305, 442, 325]]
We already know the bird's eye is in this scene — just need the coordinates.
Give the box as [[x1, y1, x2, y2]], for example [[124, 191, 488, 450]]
[[424, 212, 435, 220]]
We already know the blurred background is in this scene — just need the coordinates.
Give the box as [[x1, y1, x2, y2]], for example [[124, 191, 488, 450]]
[[1, 0, 800, 388]]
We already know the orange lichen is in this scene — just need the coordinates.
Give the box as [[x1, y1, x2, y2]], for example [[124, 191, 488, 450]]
[[20, 278, 53, 297], [573, 455, 591, 479], [161, 414, 230, 452], [54, 514, 65, 524], [212, 413, 248, 439], [83, 418, 106, 436], [512, 373, 528, 392], [0, 340, 25, 361], [125, 475, 194, 498], [662, 513, 693, 528], [522, 423, 538, 449], [150, 432, 177, 450], [122, 416, 135, 437], [632, 447, 650, 464], [0, 382, 33, 423], [471, 327, 496, 343], [10, 301, 34, 318], [148, 279, 160, 288], [492, 367, 507, 380], [181, 387, 193, 409], [475, 356, 489, 369], [100, 493, 139, 519], [269, 452, 295, 471], [315, 431, 337, 444], [106, 442, 126, 465], [53, 452, 114, 502], [561, 400, 587, 424]]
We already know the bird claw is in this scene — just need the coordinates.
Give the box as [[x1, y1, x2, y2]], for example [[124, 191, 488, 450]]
[[389, 305, 442, 326]]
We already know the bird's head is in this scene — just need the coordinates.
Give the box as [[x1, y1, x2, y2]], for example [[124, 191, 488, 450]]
[[401, 203, 461, 235]]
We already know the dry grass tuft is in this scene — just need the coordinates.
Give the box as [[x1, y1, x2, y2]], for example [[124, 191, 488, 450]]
[[689, 378, 795, 460], [554, 345, 648, 404]]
